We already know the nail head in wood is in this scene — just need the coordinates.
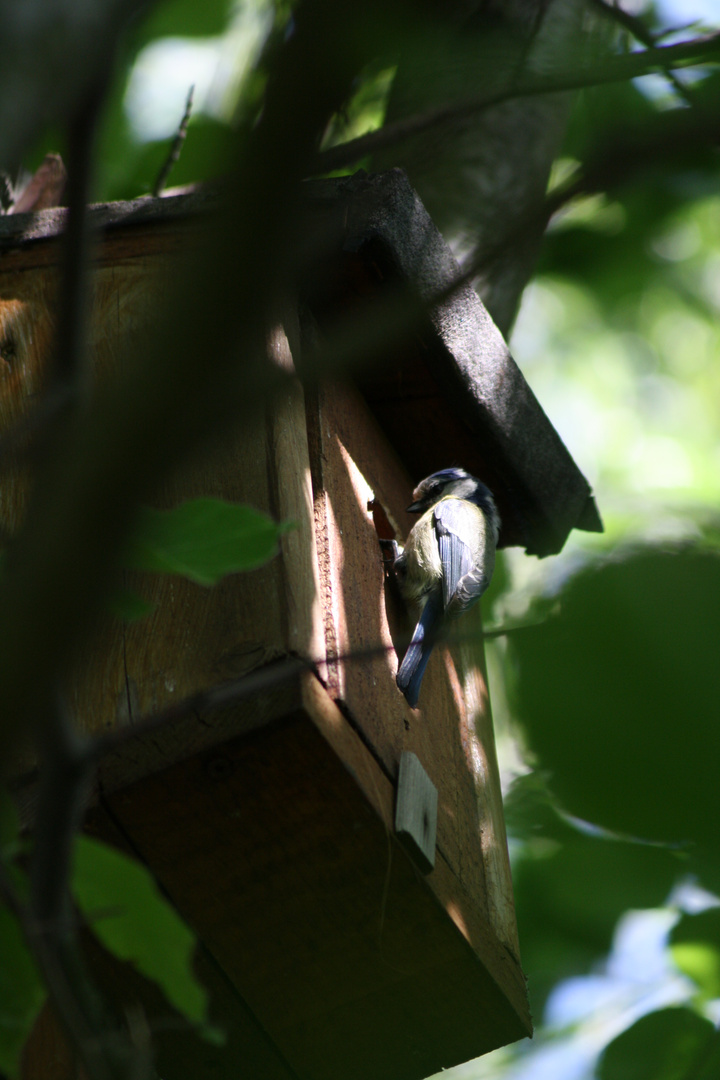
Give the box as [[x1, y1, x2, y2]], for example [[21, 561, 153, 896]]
[[395, 750, 438, 874]]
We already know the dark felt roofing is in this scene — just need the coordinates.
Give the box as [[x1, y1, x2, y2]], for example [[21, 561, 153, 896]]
[[302, 170, 602, 556]]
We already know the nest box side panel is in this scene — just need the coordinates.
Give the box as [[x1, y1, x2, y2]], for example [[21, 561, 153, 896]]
[[305, 379, 522, 969], [0, 243, 323, 753], [99, 673, 529, 1080]]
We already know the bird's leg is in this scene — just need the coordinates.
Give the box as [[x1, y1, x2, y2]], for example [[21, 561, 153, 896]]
[[379, 538, 402, 565]]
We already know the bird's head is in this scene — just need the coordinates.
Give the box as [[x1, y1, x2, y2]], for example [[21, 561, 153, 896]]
[[407, 467, 500, 539]]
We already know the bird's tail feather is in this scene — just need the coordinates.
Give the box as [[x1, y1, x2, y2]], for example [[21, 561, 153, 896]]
[[396, 589, 443, 708]]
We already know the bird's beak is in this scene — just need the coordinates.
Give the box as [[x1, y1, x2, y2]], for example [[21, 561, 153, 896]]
[[406, 499, 425, 513]]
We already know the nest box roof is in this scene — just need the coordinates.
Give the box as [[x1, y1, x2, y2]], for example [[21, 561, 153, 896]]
[[301, 170, 602, 557], [0, 169, 600, 556]]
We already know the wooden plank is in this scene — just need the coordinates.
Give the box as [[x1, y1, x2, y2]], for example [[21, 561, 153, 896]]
[[266, 323, 326, 669], [1, 198, 528, 1076], [0, 251, 319, 743], [306, 382, 494, 928], [299, 673, 528, 1027], [1, 179, 602, 555], [98, 680, 529, 1080], [454, 606, 521, 958]]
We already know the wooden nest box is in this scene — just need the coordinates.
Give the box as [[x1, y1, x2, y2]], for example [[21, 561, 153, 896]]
[[1, 170, 600, 1080]]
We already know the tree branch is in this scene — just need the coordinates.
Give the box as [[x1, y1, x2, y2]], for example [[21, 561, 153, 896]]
[[89, 617, 547, 764], [314, 31, 720, 174], [152, 84, 195, 198], [588, 0, 695, 106]]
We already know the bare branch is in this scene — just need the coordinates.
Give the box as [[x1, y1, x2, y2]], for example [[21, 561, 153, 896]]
[[90, 618, 546, 763], [315, 31, 720, 174], [153, 85, 195, 198], [588, 0, 695, 106]]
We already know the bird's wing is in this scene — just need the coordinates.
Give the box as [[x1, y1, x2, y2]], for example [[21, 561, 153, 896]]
[[434, 499, 475, 610], [451, 564, 490, 615]]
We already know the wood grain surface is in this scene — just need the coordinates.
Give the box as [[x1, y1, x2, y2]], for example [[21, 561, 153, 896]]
[[2, 211, 529, 1079]]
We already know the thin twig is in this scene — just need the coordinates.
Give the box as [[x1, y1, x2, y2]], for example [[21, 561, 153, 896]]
[[89, 614, 547, 762], [314, 30, 720, 174], [589, 0, 695, 106], [153, 85, 195, 198]]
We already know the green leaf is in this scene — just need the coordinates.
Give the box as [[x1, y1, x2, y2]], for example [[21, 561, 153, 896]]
[[597, 1007, 717, 1080], [670, 908, 720, 1000], [137, 0, 234, 41], [72, 836, 206, 1026], [0, 905, 46, 1079], [510, 548, 720, 847], [125, 498, 292, 586]]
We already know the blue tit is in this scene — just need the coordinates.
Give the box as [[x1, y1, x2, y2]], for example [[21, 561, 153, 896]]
[[393, 467, 500, 708]]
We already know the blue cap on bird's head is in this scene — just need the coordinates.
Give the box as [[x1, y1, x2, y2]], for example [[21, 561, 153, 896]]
[[406, 468, 498, 522], [426, 467, 471, 484]]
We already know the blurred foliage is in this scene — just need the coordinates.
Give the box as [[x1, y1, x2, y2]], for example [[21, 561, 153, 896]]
[[0, 797, 44, 1080], [597, 1007, 720, 1080], [510, 548, 720, 848], [0, 905, 45, 1080], [505, 773, 685, 1010], [541, 72, 720, 327], [479, 546, 720, 1076], [124, 497, 292, 585], [21, 0, 241, 201], [320, 59, 396, 171], [138, 0, 235, 39], [670, 909, 720, 1002], [4, 0, 720, 1077]]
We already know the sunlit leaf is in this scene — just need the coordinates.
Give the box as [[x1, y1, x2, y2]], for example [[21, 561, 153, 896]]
[[510, 548, 720, 848], [125, 498, 292, 585], [670, 908, 720, 1000], [72, 836, 206, 1027], [597, 1006, 717, 1080], [0, 905, 45, 1079]]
